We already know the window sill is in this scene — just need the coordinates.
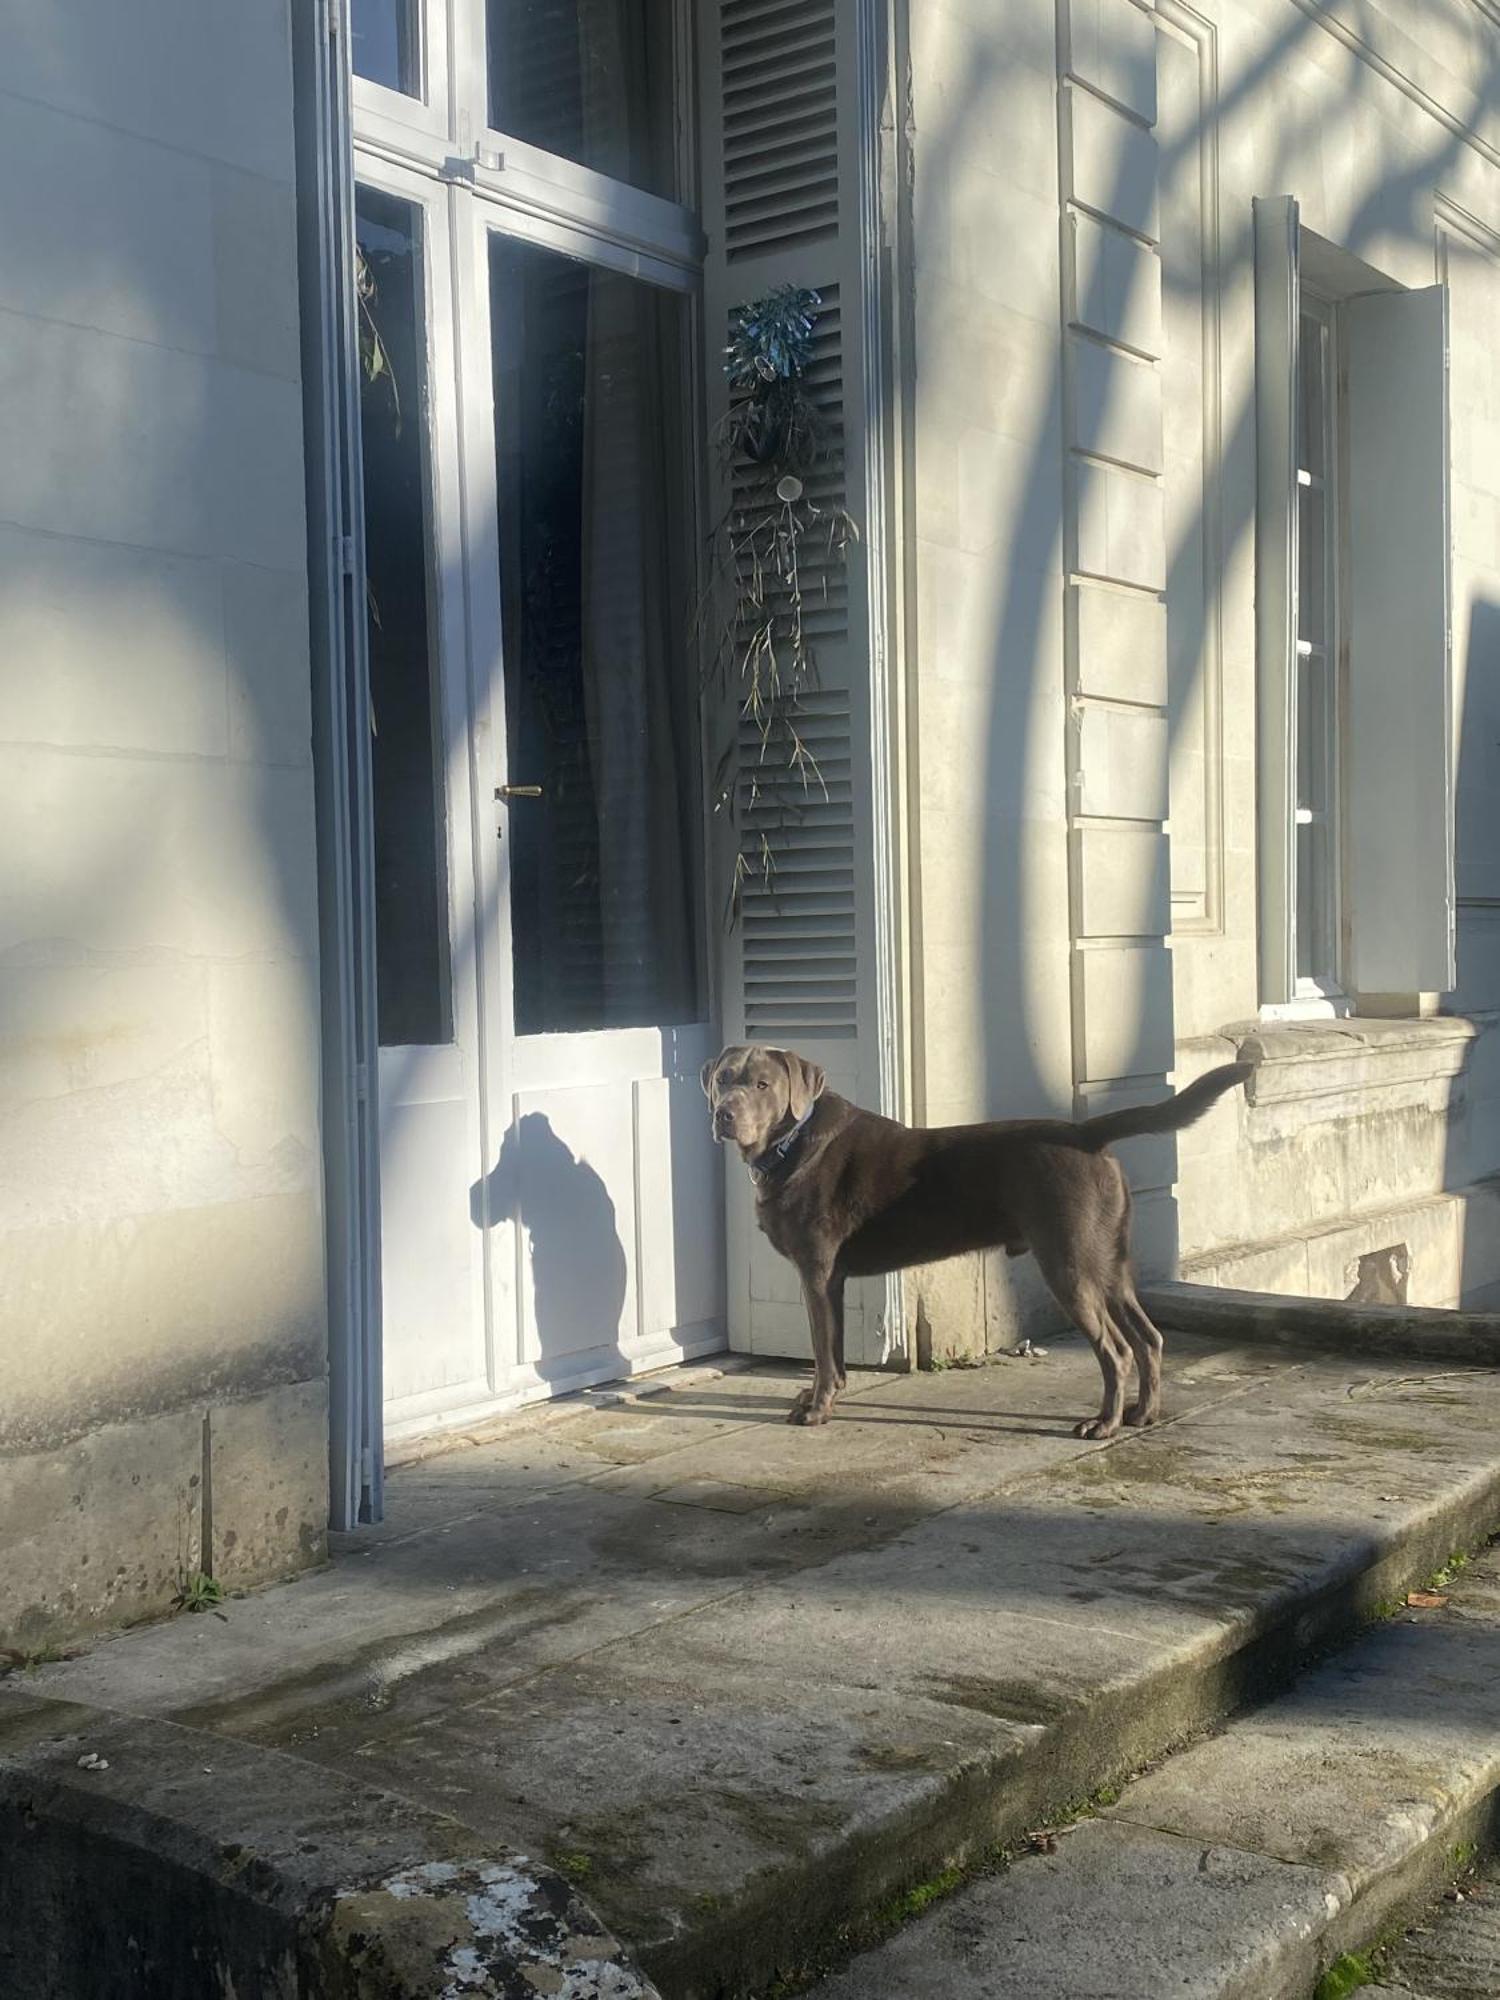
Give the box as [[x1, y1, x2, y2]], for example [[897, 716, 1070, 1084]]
[[1217, 1013, 1484, 1108]]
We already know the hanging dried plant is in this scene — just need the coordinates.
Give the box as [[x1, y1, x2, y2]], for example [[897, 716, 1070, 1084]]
[[355, 242, 400, 435], [699, 287, 859, 928]]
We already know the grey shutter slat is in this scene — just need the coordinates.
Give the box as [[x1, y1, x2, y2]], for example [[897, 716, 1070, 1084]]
[[1252, 195, 1299, 1008], [700, 0, 882, 1361], [1344, 284, 1455, 997]]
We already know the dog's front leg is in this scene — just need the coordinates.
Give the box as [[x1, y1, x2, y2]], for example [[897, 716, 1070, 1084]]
[[790, 1272, 845, 1426]]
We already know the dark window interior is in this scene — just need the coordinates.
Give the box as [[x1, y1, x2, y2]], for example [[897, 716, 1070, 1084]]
[[486, 0, 676, 198], [356, 185, 452, 1048], [491, 236, 703, 1035]]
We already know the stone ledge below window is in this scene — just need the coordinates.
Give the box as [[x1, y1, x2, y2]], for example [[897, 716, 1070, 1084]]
[[1190, 1014, 1489, 1108]]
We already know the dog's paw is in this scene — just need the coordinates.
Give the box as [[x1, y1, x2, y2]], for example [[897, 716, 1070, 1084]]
[[789, 1394, 835, 1427], [1073, 1414, 1121, 1440], [1124, 1402, 1159, 1428]]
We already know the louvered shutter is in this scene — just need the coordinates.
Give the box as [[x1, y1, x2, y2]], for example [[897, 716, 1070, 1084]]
[[699, 0, 886, 1361]]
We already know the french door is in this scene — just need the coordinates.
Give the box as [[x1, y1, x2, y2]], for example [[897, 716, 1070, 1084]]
[[349, 3, 723, 1448]]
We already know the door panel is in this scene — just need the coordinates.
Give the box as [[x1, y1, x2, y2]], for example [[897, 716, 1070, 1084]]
[[356, 162, 501, 1443], [349, 10, 725, 1459], [509, 1081, 638, 1383], [379, 190, 723, 1439], [377, 1084, 478, 1406]]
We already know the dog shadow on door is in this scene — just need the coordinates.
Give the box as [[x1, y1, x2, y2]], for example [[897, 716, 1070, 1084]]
[[470, 1112, 629, 1383]]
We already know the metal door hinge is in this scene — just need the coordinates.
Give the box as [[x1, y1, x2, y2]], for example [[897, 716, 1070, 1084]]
[[338, 534, 356, 577], [327, 0, 341, 39]]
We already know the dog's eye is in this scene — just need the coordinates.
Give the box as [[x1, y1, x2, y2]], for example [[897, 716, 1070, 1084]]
[[756, 1079, 768, 1090]]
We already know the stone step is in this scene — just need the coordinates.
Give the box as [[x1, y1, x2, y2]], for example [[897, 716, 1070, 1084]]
[[1360, 1849, 1500, 1999], [807, 1542, 1500, 2000], [16, 1337, 1500, 1999]]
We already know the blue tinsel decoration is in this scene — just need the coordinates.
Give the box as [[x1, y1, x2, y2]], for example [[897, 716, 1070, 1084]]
[[724, 285, 823, 388]]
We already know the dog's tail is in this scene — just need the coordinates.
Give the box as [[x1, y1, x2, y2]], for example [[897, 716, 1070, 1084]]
[[1077, 1060, 1253, 1150]]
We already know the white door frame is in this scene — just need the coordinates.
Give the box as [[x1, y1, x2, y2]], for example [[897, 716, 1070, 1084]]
[[346, 3, 721, 1459]]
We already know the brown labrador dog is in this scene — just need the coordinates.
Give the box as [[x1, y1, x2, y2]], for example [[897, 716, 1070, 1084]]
[[703, 1045, 1253, 1435]]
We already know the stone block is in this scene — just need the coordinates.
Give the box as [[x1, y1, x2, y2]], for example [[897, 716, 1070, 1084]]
[[207, 958, 322, 1172], [0, 1, 297, 184], [1069, 211, 1163, 356], [1077, 1078, 1178, 1190], [212, 164, 301, 380], [0, 749, 319, 964], [953, 423, 1065, 568], [223, 560, 314, 768], [910, 1253, 988, 1366], [1067, 84, 1160, 240], [2, 1194, 326, 1458], [1129, 1186, 1178, 1275], [1073, 823, 1170, 936], [0, 1406, 203, 1650], [0, 89, 215, 352], [0, 957, 207, 1111], [0, 525, 228, 758], [1076, 944, 1174, 1080], [1074, 700, 1169, 819], [1069, 334, 1163, 474], [1064, 0, 1158, 123], [210, 1379, 329, 1590], [0, 310, 306, 572], [1073, 456, 1167, 589], [1070, 580, 1168, 703]]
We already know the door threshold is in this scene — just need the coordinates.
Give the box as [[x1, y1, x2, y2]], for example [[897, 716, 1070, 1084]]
[[383, 1341, 741, 1472]]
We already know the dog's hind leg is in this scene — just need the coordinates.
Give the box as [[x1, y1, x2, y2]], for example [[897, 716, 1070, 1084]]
[[1115, 1285, 1165, 1426], [1034, 1260, 1130, 1439]]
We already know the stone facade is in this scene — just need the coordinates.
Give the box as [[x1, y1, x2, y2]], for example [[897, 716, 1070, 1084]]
[[0, 3, 327, 1649], [5, 0, 1499, 1648], [899, 0, 1500, 1356]]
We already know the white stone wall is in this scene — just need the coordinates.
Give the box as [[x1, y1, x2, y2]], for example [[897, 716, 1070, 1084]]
[[902, 0, 1500, 1350], [0, 2, 326, 1646]]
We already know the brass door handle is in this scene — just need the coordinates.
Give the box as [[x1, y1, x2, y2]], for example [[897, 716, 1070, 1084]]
[[495, 784, 543, 799]]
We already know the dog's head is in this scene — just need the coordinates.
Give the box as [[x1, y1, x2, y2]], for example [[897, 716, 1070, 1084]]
[[701, 1044, 826, 1158]]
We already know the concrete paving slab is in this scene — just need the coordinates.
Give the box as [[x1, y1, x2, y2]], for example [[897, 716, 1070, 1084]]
[[19, 1340, 1500, 1998]]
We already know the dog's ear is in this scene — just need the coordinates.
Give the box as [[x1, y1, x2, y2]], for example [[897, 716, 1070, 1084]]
[[779, 1048, 827, 1121]]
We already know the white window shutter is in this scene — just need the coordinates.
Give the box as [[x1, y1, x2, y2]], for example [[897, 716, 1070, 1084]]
[[1344, 284, 1455, 998], [1252, 195, 1299, 1007], [698, 0, 884, 1361]]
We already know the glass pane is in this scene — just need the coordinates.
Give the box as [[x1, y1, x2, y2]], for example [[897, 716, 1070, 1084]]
[[1297, 482, 1327, 649], [1295, 816, 1336, 985], [1296, 653, 1331, 815], [1295, 651, 1337, 984], [1297, 310, 1325, 481], [355, 187, 451, 1047], [491, 235, 702, 1035], [486, 0, 675, 197], [352, 0, 420, 94]]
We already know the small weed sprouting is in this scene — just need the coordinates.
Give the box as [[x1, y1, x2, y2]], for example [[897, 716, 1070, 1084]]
[[173, 1572, 225, 1615]]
